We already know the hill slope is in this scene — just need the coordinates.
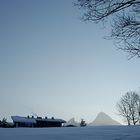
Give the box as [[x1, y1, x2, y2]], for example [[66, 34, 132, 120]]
[[64, 118, 79, 126]]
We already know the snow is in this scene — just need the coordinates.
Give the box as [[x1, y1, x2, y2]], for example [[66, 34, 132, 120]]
[[11, 116, 36, 124], [11, 116, 66, 124], [64, 118, 80, 126], [1, 126, 140, 140]]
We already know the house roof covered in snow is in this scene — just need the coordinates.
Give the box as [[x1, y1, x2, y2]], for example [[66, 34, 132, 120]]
[[11, 116, 36, 124], [11, 116, 66, 123]]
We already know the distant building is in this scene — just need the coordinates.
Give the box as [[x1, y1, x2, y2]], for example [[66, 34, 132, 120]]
[[11, 116, 66, 127]]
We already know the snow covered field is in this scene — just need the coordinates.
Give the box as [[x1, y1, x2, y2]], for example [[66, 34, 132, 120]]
[[0, 126, 140, 140]]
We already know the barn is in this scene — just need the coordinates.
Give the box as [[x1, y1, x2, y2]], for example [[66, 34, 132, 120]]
[[11, 116, 66, 127]]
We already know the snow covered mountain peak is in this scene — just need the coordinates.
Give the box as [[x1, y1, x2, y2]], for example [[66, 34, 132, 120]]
[[89, 112, 121, 126]]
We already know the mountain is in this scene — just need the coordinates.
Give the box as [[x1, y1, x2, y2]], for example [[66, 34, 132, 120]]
[[64, 118, 79, 127], [89, 112, 121, 126]]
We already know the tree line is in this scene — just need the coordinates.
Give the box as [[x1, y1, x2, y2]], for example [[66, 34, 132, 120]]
[[0, 118, 10, 127], [117, 91, 140, 125]]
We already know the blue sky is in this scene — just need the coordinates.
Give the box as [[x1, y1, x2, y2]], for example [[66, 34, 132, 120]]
[[1, 0, 140, 123]]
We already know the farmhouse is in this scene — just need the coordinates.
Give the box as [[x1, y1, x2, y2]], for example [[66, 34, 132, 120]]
[[11, 116, 66, 127]]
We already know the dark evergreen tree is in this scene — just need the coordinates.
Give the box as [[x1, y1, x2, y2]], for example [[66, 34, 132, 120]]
[[80, 119, 86, 127]]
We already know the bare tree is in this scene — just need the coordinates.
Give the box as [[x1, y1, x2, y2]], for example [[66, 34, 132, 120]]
[[75, 0, 140, 59], [117, 98, 131, 125], [117, 91, 140, 125]]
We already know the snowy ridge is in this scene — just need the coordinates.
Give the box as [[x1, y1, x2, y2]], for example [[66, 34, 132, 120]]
[[64, 118, 79, 126]]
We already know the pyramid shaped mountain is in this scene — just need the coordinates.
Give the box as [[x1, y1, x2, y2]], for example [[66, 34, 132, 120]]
[[89, 112, 121, 126]]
